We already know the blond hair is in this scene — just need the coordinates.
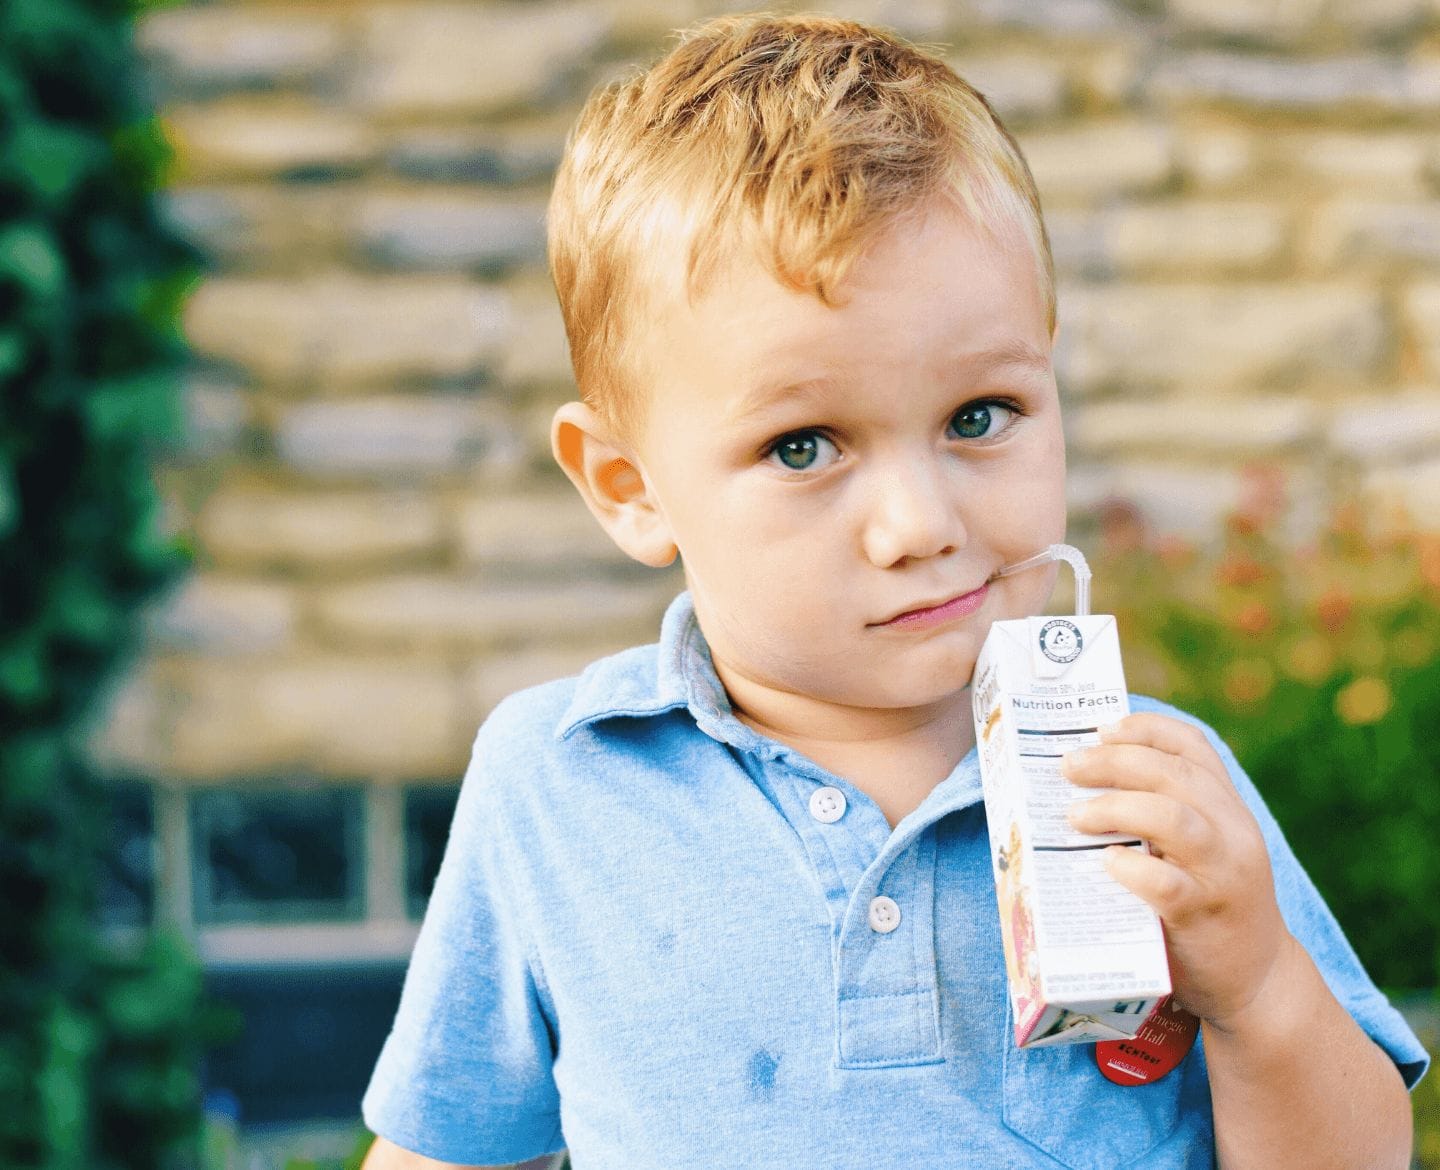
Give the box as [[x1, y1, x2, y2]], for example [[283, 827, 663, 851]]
[[547, 11, 1055, 438]]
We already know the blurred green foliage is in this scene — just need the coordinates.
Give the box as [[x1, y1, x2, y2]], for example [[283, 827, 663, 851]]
[[1099, 472, 1438, 1157], [1412, 1008, 1440, 1169], [0, 0, 211, 1167], [280, 1129, 374, 1170], [1101, 469, 1440, 994]]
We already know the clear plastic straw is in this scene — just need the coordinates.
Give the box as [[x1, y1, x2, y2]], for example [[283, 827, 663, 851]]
[[993, 543, 1091, 617]]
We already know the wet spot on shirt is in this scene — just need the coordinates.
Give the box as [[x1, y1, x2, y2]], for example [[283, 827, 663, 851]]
[[746, 1048, 780, 1102], [655, 929, 676, 956]]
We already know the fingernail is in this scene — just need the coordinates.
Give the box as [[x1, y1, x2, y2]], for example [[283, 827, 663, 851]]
[[1063, 748, 1089, 771], [1096, 720, 1121, 739], [1065, 801, 1085, 827]]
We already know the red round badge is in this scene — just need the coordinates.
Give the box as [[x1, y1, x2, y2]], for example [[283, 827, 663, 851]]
[[1095, 997, 1199, 1086]]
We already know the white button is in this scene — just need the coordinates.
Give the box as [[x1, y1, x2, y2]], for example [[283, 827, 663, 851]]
[[868, 895, 902, 933], [809, 786, 847, 823]]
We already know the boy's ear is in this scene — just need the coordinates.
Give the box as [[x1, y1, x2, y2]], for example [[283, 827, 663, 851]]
[[551, 401, 678, 568]]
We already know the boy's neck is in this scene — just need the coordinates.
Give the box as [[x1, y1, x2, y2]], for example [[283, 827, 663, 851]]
[[714, 664, 977, 829]]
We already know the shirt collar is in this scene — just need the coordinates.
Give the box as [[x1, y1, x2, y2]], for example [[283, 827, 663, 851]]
[[555, 591, 726, 740], [555, 590, 985, 818]]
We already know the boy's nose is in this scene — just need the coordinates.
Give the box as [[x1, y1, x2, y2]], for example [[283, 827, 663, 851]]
[[860, 464, 965, 568]]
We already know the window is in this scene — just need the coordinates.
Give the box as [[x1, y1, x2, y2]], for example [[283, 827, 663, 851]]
[[191, 787, 364, 925], [403, 785, 460, 919]]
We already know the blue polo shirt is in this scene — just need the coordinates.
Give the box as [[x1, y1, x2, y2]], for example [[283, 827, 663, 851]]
[[363, 592, 1427, 1169]]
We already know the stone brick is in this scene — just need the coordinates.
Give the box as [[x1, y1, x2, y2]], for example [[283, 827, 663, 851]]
[[954, 0, 1135, 35], [163, 657, 467, 780], [498, 278, 574, 389], [182, 375, 251, 457], [1305, 200, 1440, 270], [1019, 121, 1174, 204], [1163, 0, 1430, 44], [1325, 387, 1440, 462], [1044, 209, 1111, 278], [452, 490, 635, 573], [1403, 282, 1440, 379], [517, 400, 571, 470], [1147, 52, 1440, 114], [1046, 203, 1289, 278], [195, 488, 445, 572], [1362, 456, 1440, 524], [592, 0, 713, 43], [813, 0, 950, 37], [84, 659, 157, 774], [1069, 395, 1318, 456], [1055, 282, 1387, 395], [1068, 460, 1327, 542], [164, 102, 376, 181], [1175, 125, 1258, 190], [184, 276, 510, 385], [276, 396, 527, 481], [1073, 42, 1145, 108], [385, 119, 567, 185], [138, 7, 347, 96], [464, 645, 631, 718], [1068, 461, 1243, 540], [946, 52, 1070, 123], [313, 575, 677, 652], [1107, 202, 1290, 275], [1272, 131, 1433, 194], [1327, 0, 1433, 36], [352, 192, 547, 273], [355, 2, 610, 115], [143, 575, 298, 654], [161, 185, 353, 268]]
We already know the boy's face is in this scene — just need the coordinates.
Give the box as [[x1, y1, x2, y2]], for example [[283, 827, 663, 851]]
[[627, 198, 1067, 719]]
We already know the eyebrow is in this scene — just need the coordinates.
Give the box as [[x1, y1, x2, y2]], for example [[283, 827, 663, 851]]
[[730, 339, 1054, 425], [968, 339, 1053, 376]]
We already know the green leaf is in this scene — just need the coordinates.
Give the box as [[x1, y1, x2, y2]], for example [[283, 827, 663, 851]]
[[8, 121, 103, 202], [43, 568, 117, 646], [0, 222, 66, 300], [39, 1001, 96, 1163], [84, 374, 183, 446], [0, 634, 49, 707], [0, 330, 27, 380], [0, 457, 17, 540], [111, 116, 175, 190]]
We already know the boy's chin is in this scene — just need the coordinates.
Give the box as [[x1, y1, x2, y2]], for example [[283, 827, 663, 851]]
[[843, 663, 978, 712]]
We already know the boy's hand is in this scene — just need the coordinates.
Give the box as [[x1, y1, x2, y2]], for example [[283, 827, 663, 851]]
[[1061, 713, 1299, 1031]]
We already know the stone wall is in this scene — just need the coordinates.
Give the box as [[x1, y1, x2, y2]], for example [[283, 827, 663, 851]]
[[94, 0, 1440, 811]]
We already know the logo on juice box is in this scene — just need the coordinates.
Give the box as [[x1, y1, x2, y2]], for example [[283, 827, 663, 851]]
[[973, 612, 1171, 1049]]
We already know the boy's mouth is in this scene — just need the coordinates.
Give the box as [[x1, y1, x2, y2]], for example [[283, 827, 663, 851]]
[[875, 583, 990, 629]]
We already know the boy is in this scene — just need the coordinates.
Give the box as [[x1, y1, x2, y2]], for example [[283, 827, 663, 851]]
[[362, 14, 1427, 1168]]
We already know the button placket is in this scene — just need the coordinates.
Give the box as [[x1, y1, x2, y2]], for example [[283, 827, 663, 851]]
[[834, 831, 942, 1067]]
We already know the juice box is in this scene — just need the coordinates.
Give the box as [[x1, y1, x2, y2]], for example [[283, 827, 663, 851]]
[[972, 609, 1172, 1048]]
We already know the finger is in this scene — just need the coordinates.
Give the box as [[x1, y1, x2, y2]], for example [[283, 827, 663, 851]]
[[1096, 713, 1221, 772], [1061, 741, 1216, 800], [1103, 843, 1202, 921], [1067, 790, 1215, 864]]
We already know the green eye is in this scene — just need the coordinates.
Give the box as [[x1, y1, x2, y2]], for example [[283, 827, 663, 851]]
[[948, 401, 1015, 440], [776, 436, 820, 469], [766, 430, 839, 472]]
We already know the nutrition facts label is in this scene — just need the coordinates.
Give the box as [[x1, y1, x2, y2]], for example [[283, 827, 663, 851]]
[[1013, 688, 1134, 849], [1033, 846, 1163, 950]]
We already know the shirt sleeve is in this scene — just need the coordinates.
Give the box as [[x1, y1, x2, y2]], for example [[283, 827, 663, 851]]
[[362, 719, 565, 1163], [1131, 695, 1430, 1090]]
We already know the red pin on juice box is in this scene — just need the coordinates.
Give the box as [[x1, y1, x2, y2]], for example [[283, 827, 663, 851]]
[[972, 544, 1171, 1048]]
